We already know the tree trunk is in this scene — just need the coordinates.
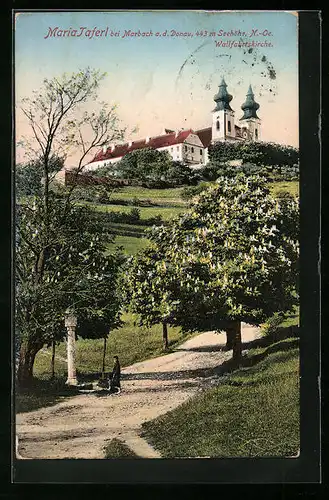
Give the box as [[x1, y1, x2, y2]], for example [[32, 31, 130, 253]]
[[101, 335, 107, 378], [51, 341, 56, 379], [17, 340, 42, 386], [225, 327, 235, 350], [232, 320, 242, 364], [162, 322, 169, 350]]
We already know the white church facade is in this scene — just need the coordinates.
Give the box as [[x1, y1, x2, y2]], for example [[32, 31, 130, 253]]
[[85, 79, 261, 171]]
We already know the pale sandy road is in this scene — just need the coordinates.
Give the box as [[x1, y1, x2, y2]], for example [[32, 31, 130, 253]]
[[16, 324, 261, 459]]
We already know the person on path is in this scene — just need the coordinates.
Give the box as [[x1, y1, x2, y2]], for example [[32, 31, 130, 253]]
[[109, 355, 121, 394]]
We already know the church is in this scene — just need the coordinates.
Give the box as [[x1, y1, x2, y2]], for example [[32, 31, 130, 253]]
[[85, 78, 261, 170]]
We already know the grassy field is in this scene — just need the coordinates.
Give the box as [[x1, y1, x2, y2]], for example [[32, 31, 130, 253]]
[[269, 180, 299, 197], [87, 202, 184, 221], [110, 186, 187, 206], [106, 235, 151, 255], [142, 338, 300, 458], [33, 312, 195, 379], [109, 181, 299, 201], [82, 180, 298, 256]]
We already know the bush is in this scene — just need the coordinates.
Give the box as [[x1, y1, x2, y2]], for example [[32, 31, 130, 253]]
[[97, 188, 111, 204], [129, 207, 141, 222], [92, 209, 163, 227], [208, 141, 299, 168], [199, 161, 298, 182], [199, 164, 221, 181], [181, 182, 212, 200], [262, 312, 284, 338], [276, 190, 296, 200]]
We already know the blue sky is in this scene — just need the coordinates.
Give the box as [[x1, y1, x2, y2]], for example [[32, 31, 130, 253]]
[[15, 11, 299, 163]]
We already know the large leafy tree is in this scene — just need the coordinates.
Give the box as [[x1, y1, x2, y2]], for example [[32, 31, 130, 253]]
[[76, 263, 124, 377], [129, 174, 299, 362], [15, 155, 65, 197], [16, 68, 127, 384], [112, 148, 198, 187], [113, 148, 170, 184], [16, 199, 123, 383], [122, 248, 181, 350]]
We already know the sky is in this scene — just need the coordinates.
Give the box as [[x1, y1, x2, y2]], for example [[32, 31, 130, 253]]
[[15, 11, 298, 166]]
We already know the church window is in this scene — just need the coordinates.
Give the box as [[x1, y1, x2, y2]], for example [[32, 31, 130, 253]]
[[255, 129, 258, 139], [177, 146, 179, 151], [216, 120, 220, 130], [191, 147, 194, 153], [228, 121, 231, 133], [185, 145, 187, 152], [200, 149, 202, 155]]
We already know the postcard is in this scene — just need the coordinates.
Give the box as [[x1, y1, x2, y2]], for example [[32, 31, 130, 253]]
[[13, 9, 321, 483]]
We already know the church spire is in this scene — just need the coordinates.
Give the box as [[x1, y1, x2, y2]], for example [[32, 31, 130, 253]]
[[240, 85, 260, 120], [213, 78, 233, 112]]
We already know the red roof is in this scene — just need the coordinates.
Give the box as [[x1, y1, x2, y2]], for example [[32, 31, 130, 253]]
[[195, 127, 212, 147], [91, 129, 195, 163]]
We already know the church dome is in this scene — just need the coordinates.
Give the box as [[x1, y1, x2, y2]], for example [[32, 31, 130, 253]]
[[213, 78, 233, 112], [240, 85, 260, 120]]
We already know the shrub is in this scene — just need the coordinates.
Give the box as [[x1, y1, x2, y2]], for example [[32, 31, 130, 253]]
[[97, 188, 111, 204], [262, 312, 284, 339], [208, 141, 299, 168], [276, 191, 296, 200], [129, 207, 141, 222], [181, 182, 212, 200], [199, 164, 221, 181], [92, 209, 163, 227]]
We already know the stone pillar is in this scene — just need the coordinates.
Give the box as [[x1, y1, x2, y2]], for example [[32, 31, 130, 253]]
[[64, 309, 78, 386]]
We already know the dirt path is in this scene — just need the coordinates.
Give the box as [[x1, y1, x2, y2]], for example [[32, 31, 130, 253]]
[[16, 324, 261, 459]]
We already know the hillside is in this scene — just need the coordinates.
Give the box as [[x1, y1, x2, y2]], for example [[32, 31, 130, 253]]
[[141, 337, 299, 458]]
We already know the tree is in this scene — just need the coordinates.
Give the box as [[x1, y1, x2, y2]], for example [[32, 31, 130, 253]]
[[76, 265, 124, 377], [16, 199, 123, 383], [122, 248, 181, 350], [16, 155, 65, 197], [143, 174, 299, 362], [110, 148, 199, 188], [208, 141, 299, 168], [16, 68, 126, 384], [114, 148, 172, 185], [162, 161, 201, 187]]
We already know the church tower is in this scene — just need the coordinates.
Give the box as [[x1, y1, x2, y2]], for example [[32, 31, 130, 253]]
[[239, 85, 261, 141], [211, 78, 236, 142]]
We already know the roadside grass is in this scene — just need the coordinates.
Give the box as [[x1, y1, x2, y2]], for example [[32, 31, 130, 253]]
[[279, 305, 300, 328], [141, 341, 300, 458], [259, 305, 299, 343], [104, 438, 140, 459], [268, 180, 299, 197], [33, 312, 195, 379]]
